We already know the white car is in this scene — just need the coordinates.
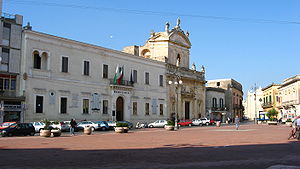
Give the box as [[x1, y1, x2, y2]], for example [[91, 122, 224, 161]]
[[148, 120, 167, 128], [200, 118, 211, 126], [77, 121, 99, 131], [192, 119, 202, 126], [30, 122, 45, 132]]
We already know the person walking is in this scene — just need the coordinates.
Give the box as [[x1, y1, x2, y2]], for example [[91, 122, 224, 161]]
[[70, 119, 77, 136], [235, 116, 240, 130]]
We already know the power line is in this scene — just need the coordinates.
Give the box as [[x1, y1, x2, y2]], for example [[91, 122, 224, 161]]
[[8, 0, 300, 25]]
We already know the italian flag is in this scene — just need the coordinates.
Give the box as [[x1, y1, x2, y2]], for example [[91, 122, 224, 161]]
[[113, 65, 124, 85]]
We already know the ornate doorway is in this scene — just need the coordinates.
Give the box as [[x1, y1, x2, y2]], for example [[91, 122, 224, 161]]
[[116, 97, 124, 121]]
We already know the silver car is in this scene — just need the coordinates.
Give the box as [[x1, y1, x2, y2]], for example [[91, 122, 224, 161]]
[[148, 120, 167, 128]]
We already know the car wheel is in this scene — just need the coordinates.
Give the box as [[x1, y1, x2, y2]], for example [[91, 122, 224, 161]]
[[8, 133, 13, 137], [149, 125, 153, 128], [178, 124, 181, 127], [91, 127, 95, 131], [100, 127, 106, 131], [30, 132, 35, 136], [206, 123, 209, 126], [189, 124, 192, 127]]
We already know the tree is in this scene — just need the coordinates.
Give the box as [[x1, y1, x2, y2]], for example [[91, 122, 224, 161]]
[[266, 108, 278, 121]]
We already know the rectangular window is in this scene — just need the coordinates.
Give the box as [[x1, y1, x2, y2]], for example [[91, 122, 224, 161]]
[[0, 79, 3, 90], [103, 100, 108, 114], [159, 75, 163, 87], [1, 48, 9, 71], [83, 61, 90, 76], [2, 22, 11, 46], [4, 79, 9, 90], [145, 103, 149, 115], [133, 102, 137, 115], [133, 70, 137, 83], [103, 64, 108, 79], [160, 104, 163, 115], [60, 97, 67, 114], [36, 96, 44, 113], [145, 72, 149, 85], [83, 99, 89, 114], [10, 79, 16, 90], [61, 57, 68, 73]]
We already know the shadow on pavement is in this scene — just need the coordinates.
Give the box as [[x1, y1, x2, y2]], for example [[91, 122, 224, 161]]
[[0, 141, 300, 169]]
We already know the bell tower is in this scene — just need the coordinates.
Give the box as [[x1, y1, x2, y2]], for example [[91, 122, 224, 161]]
[[123, 18, 192, 69]]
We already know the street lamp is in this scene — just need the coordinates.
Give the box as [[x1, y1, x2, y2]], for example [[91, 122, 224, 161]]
[[168, 78, 182, 130]]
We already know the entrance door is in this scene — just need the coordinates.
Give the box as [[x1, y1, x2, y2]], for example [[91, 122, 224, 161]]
[[185, 101, 190, 119], [116, 97, 124, 121]]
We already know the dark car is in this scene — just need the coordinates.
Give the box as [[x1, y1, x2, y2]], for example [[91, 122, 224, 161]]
[[94, 121, 110, 131], [117, 121, 133, 129], [1, 123, 35, 137]]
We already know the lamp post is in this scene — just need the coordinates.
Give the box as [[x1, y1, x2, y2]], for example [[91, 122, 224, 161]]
[[168, 77, 182, 130], [253, 83, 258, 124]]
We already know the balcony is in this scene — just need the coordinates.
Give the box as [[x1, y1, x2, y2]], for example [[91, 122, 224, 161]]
[[262, 102, 273, 108], [0, 90, 25, 101], [233, 104, 244, 110], [211, 106, 226, 111], [109, 79, 133, 87]]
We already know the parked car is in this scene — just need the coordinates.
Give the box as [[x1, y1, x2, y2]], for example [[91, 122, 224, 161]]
[[192, 119, 202, 126], [199, 118, 211, 126], [117, 121, 133, 129], [106, 121, 116, 129], [94, 121, 109, 131], [77, 121, 99, 131], [148, 120, 167, 128], [0, 122, 17, 130], [30, 122, 45, 132], [1, 123, 35, 137], [49, 121, 62, 130], [60, 121, 70, 131], [178, 120, 192, 127]]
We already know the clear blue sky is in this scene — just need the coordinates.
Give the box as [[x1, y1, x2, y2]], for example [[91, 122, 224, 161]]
[[4, 0, 300, 96]]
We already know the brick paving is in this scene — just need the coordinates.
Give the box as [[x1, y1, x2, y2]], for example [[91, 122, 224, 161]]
[[0, 123, 300, 169]]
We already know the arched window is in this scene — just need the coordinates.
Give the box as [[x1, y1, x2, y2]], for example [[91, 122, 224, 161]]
[[33, 51, 41, 69], [219, 98, 224, 108], [176, 54, 181, 66], [141, 49, 151, 58], [41, 52, 48, 70], [212, 98, 217, 108]]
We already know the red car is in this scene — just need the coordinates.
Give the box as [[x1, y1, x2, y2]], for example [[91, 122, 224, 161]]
[[178, 120, 192, 127], [0, 122, 17, 130]]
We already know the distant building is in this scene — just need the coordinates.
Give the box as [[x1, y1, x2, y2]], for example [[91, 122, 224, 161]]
[[278, 75, 300, 122], [205, 87, 226, 122], [243, 87, 263, 120], [0, 11, 25, 122], [261, 83, 281, 118], [206, 79, 244, 120]]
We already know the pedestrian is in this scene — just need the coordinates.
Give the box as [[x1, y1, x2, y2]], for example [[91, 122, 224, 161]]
[[235, 116, 240, 130], [70, 118, 77, 136]]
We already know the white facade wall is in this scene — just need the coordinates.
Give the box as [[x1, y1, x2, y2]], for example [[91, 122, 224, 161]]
[[21, 30, 168, 124], [244, 88, 263, 120], [279, 75, 300, 121]]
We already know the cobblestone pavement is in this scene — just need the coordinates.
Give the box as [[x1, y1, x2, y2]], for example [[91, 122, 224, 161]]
[[0, 123, 299, 169]]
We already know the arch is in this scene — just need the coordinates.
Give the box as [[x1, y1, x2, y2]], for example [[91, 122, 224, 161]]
[[41, 52, 49, 70], [116, 96, 124, 121], [141, 49, 151, 58], [176, 54, 181, 66], [33, 50, 41, 69]]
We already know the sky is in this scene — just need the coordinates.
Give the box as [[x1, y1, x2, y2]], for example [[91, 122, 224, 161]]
[[3, 0, 300, 96]]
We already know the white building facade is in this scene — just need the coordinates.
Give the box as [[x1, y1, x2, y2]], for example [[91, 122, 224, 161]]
[[243, 87, 263, 120], [278, 75, 300, 122], [205, 87, 227, 122], [20, 29, 168, 124]]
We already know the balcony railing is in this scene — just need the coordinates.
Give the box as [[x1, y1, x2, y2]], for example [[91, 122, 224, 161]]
[[0, 90, 17, 97], [211, 107, 226, 111], [109, 79, 133, 87], [262, 102, 273, 108]]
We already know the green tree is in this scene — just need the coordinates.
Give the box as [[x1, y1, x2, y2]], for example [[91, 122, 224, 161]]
[[266, 108, 278, 121]]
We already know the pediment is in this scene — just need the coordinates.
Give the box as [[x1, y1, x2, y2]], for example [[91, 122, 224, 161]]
[[169, 32, 191, 48]]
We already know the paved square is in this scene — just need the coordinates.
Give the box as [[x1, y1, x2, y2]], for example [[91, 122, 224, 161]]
[[0, 124, 299, 169]]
